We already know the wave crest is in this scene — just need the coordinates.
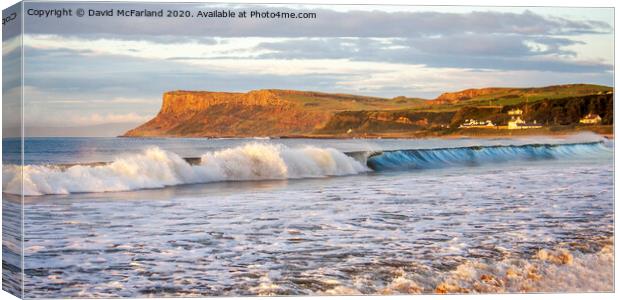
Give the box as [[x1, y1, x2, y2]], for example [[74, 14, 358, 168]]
[[3, 141, 610, 196], [2, 143, 368, 196], [367, 142, 609, 171]]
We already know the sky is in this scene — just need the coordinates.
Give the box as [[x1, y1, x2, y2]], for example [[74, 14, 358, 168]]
[[2, 2, 614, 136]]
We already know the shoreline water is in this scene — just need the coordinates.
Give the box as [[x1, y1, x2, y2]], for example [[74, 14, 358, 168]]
[[9, 140, 606, 169], [16, 211, 612, 297], [3, 139, 611, 196], [116, 127, 614, 140], [316, 235, 614, 295], [7, 135, 613, 297]]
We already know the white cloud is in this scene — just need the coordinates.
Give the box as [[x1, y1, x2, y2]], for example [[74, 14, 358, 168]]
[[24, 34, 277, 60], [73, 113, 151, 125], [21, 85, 156, 126], [21, 33, 613, 100], [41, 97, 156, 105], [2, 36, 21, 57], [38, 113, 151, 127]]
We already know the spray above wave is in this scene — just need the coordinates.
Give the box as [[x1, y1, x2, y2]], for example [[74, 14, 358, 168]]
[[2, 143, 368, 196], [366, 141, 610, 171]]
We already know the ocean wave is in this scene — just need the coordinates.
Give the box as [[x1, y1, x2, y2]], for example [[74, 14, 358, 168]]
[[2, 143, 368, 196], [2, 141, 611, 196], [366, 141, 610, 171]]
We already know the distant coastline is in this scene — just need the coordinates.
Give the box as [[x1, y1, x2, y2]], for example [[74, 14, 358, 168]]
[[276, 127, 614, 140], [119, 128, 614, 140], [122, 84, 613, 139]]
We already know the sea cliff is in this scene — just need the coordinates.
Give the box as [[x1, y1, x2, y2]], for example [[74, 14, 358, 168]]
[[123, 84, 613, 138], [123, 90, 331, 137]]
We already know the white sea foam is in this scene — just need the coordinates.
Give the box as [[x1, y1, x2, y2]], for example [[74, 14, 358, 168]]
[[2, 143, 368, 196], [319, 240, 614, 295]]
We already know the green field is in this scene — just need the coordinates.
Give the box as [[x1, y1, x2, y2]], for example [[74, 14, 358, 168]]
[[276, 90, 427, 112], [277, 84, 612, 114], [429, 84, 612, 110]]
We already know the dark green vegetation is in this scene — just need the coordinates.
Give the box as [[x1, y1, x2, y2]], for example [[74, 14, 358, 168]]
[[320, 87, 613, 137]]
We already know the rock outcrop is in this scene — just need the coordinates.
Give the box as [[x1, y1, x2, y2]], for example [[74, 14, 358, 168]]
[[123, 90, 332, 137]]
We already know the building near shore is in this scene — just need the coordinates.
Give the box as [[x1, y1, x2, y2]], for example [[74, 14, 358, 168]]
[[459, 119, 495, 128], [395, 116, 414, 124], [507, 108, 542, 129], [508, 108, 523, 116], [580, 113, 602, 124], [507, 116, 542, 129]]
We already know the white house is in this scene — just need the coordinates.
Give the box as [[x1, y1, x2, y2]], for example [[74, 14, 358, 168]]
[[579, 113, 602, 124]]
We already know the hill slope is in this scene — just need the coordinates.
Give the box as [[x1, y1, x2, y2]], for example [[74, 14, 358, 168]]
[[123, 84, 613, 138], [431, 84, 611, 106], [123, 89, 425, 137]]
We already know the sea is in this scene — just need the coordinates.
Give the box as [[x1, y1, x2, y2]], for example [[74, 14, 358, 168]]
[[1, 133, 614, 297]]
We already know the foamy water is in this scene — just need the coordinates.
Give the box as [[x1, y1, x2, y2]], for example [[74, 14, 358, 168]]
[[3, 144, 367, 195], [2, 136, 610, 196], [2, 135, 614, 297]]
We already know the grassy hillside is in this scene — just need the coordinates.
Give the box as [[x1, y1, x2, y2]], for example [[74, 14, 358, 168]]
[[318, 92, 613, 137], [274, 90, 427, 112], [258, 84, 612, 114], [428, 84, 612, 110], [319, 110, 454, 134], [124, 84, 613, 138]]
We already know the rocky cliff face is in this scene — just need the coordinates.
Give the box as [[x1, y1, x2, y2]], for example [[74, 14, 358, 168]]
[[123, 90, 331, 137], [159, 90, 289, 115]]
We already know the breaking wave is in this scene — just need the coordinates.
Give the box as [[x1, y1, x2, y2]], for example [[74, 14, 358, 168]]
[[367, 141, 610, 171], [1, 141, 610, 196], [2, 143, 367, 196]]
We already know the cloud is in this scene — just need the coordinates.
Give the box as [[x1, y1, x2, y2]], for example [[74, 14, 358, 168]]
[[253, 37, 610, 73], [23, 3, 612, 38], [404, 35, 581, 57], [24, 35, 277, 62], [19, 84, 160, 127], [41, 97, 156, 105], [2, 37, 23, 93], [24, 34, 612, 74], [21, 4, 613, 75], [31, 112, 151, 127], [20, 45, 613, 102], [73, 113, 151, 125], [12, 3, 614, 134]]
